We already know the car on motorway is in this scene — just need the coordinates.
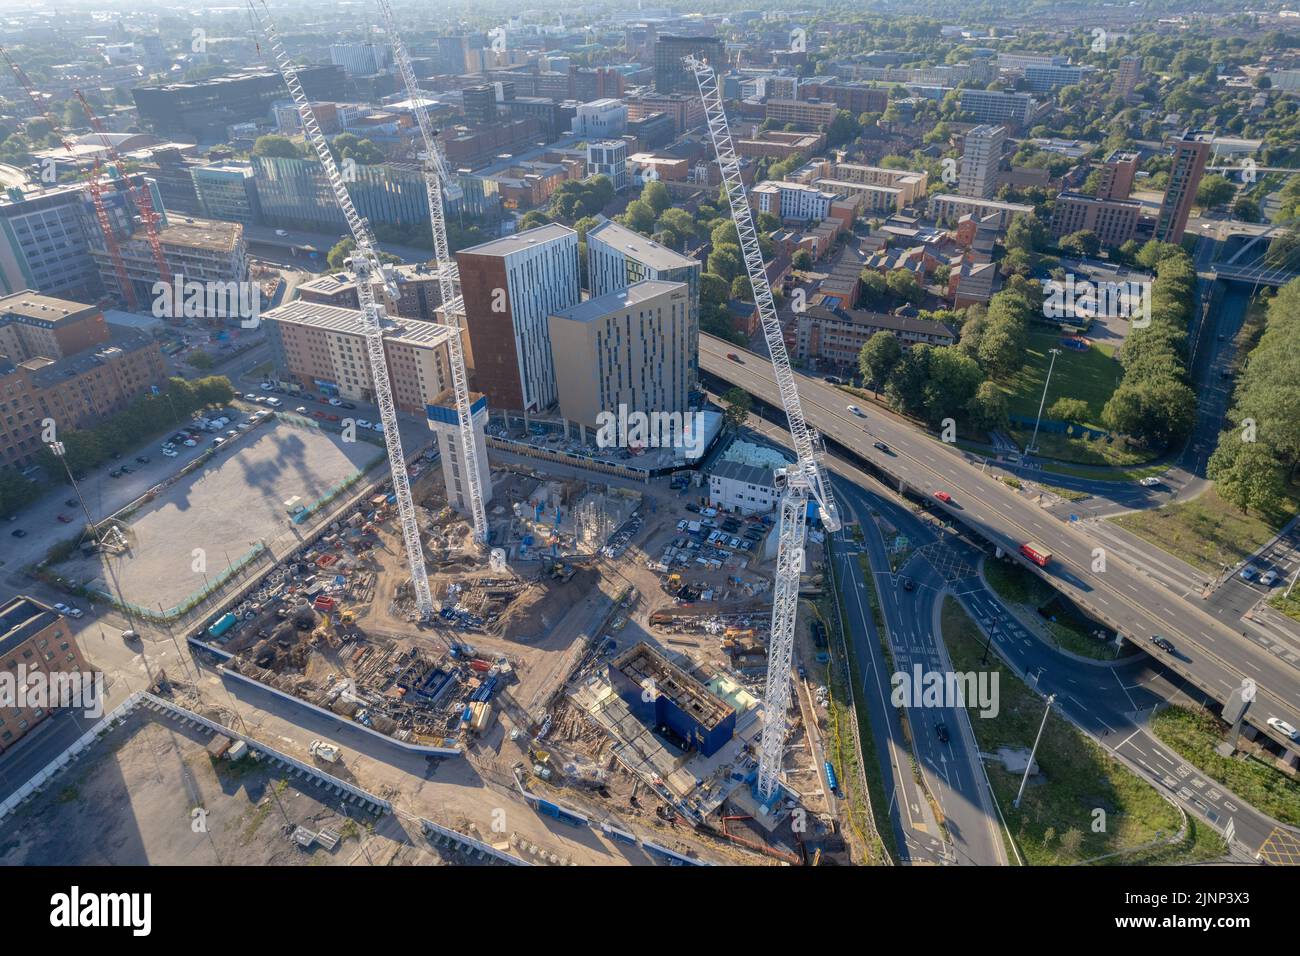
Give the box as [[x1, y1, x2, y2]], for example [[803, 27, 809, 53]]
[[10, 528, 25, 537], [1260, 569, 1280, 587], [872, 441, 891, 454], [935, 722, 949, 743], [1139, 476, 1161, 487], [56, 513, 72, 523], [726, 352, 742, 362], [275, 229, 289, 237], [339, 401, 356, 410], [1150, 635, 1175, 653], [1267, 717, 1300, 741], [328, 397, 343, 407], [934, 491, 952, 504], [53, 602, 83, 619], [846, 404, 864, 417], [357, 419, 373, 429], [1240, 564, 1260, 581], [901, 577, 915, 592]]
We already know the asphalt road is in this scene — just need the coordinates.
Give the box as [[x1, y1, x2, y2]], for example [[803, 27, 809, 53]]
[[701, 334, 1300, 756], [833, 477, 1007, 866]]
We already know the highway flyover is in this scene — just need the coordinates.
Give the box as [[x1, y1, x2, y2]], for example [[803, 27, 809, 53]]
[[700, 333, 1300, 757]]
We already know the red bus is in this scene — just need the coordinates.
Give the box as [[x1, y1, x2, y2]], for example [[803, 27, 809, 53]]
[[1019, 542, 1053, 567]]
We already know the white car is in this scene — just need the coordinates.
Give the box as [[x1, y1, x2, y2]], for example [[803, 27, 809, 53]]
[[183, 439, 197, 447], [357, 419, 373, 429], [371, 422, 384, 433], [1260, 569, 1280, 587], [275, 229, 289, 237], [295, 406, 308, 414], [846, 404, 864, 417], [1139, 476, 1161, 487], [328, 398, 343, 407], [1267, 717, 1300, 742], [260, 382, 274, 390], [163, 448, 178, 457], [265, 397, 282, 407], [243, 393, 257, 401], [53, 602, 83, 619]]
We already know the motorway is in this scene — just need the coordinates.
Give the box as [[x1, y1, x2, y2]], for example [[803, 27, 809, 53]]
[[701, 333, 1300, 755]]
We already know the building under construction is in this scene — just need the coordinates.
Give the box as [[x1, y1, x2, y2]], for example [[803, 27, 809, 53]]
[[609, 641, 736, 758]]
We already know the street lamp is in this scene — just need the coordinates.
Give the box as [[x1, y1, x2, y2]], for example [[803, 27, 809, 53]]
[[1014, 693, 1055, 810], [1025, 347, 1062, 459], [48, 441, 98, 542]]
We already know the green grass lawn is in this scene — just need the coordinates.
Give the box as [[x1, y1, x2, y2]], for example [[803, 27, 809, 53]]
[[1110, 483, 1300, 575], [1001, 328, 1123, 429], [942, 599, 1226, 864], [1149, 706, 1300, 827]]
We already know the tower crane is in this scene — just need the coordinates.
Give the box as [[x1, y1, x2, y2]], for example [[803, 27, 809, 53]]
[[685, 55, 841, 806], [0, 48, 138, 310], [74, 89, 173, 291], [248, 0, 439, 617], [373, 0, 488, 547]]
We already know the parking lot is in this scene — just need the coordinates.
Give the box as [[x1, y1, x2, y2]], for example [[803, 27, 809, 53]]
[[57, 418, 383, 613]]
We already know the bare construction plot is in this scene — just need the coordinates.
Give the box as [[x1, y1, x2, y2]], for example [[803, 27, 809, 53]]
[[0, 709, 443, 866], [59, 421, 382, 612]]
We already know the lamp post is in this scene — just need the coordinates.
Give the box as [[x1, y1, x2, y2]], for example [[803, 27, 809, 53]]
[[49, 441, 97, 542], [1014, 693, 1055, 810], [1026, 347, 1062, 458]]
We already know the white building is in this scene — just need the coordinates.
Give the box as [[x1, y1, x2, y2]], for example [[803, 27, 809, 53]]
[[329, 42, 389, 76], [751, 180, 838, 222], [573, 98, 628, 138], [426, 392, 493, 517], [587, 140, 629, 192], [707, 440, 792, 516]]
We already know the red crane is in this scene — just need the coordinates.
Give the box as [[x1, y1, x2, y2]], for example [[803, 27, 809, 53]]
[[0, 48, 140, 309], [74, 89, 173, 288]]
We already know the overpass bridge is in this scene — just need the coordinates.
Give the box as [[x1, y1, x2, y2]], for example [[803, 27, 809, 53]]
[[701, 334, 1300, 757]]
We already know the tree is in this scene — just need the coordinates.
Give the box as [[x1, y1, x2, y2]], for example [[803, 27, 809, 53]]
[[518, 210, 551, 232], [1048, 397, 1091, 423], [859, 332, 902, 391], [825, 109, 862, 147], [327, 237, 356, 269], [730, 275, 753, 301], [699, 272, 730, 306], [721, 387, 753, 430], [922, 347, 982, 425], [858, 270, 889, 308], [619, 199, 656, 235], [708, 244, 744, 283], [1059, 230, 1101, 258], [1195, 174, 1236, 209], [1208, 436, 1285, 515], [641, 180, 670, 216], [885, 345, 932, 416], [966, 380, 1009, 432], [792, 249, 813, 271], [654, 208, 696, 248], [886, 269, 922, 304], [252, 135, 301, 159]]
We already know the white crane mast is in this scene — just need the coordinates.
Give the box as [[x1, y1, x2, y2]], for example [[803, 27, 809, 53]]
[[374, 0, 488, 546], [249, 0, 435, 616], [686, 55, 840, 803]]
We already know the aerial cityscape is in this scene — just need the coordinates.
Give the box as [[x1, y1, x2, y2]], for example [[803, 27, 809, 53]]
[[0, 0, 1296, 904]]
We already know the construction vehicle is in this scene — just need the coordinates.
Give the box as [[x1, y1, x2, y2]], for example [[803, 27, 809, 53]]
[[686, 54, 840, 808], [248, 0, 480, 619], [309, 739, 341, 764]]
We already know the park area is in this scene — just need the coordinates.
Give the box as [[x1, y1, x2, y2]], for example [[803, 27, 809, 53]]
[[57, 419, 382, 615]]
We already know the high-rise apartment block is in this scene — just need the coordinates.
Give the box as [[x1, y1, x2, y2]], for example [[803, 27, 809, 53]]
[[654, 35, 725, 93], [958, 125, 1006, 199], [1153, 130, 1212, 245], [454, 224, 580, 413]]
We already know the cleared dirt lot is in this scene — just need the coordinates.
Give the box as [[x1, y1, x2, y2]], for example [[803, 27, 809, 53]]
[[0, 709, 443, 866], [60, 421, 382, 611]]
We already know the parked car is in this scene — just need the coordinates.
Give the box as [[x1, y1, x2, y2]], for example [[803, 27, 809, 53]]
[[184, 439, 197, 447], [10, 529, 25, 537], [339, 401, 356, 410], [1240, 564, 1260, 581], [259, 382, 274, 390], [357, 419, 373, 429], [328, 397, 343, 407], [162, 447, 178, 457], [1260, 569, 1280, 587], [1139, 476, 1161, 488], [135, 455, 150, 464], [1267, 717, 1300, 742], [243, 393, 257, 401], [53, 602, 83, 619], [296, 406, 308, 414]]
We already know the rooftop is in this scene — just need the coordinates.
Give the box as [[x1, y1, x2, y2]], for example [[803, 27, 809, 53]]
[[0, 596, 59, 659], [457, 222, 576, 258], [260, 300, 453, 349], [586, 218, 698, 271], [0, 292, 99, 326], [551, 279, 685, 324], [157, 216, 244, 253], [611, 642, 734, 731]]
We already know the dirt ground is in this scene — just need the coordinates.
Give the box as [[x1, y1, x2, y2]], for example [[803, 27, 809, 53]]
[[0, 710, 449, 866]]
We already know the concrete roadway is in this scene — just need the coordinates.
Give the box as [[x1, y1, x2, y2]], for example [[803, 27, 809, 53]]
[[700, 333, 1300, 756]]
